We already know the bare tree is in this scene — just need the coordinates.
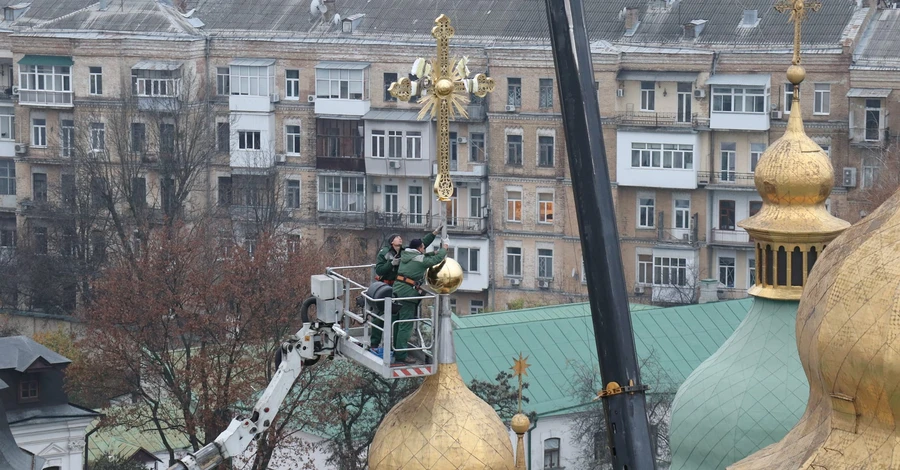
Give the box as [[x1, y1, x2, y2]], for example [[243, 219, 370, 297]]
[[856, 143, 900, 216]]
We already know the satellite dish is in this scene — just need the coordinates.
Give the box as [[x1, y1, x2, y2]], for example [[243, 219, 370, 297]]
[[310, 0, 326, 16], [332, 13, 341, 25]]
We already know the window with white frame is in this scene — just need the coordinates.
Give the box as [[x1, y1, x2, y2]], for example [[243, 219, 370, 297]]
[[371, 130, 385, 158], [674, 198, 691, 229], [862, 157, 878, 189], [0, 108, 13, 141], [32, 173, 47, 202], [387, 130, 402, 158], [507, 134, 523, 165], [232, 65, 274, 96], [712, 86, 767, 113], [318, 175, 365, 212], [383, 184, 399, 214], [19, 65, 71, 93], [638, 195, 655, 228], [132, 69, 180, 97], [449, 298, 457, 313], [285, 69, 300, 99], [238, 131, 261, 150], [631, 143, 693, 169], [455, 247, 480, 273], [0, 160, 14, 195], [286, 179, 301, 209], [749, 258, 756, 286], [537, 248, 554, 279], [539, 78, 553, 108], [653, 256, 687, 286], [216, 67, 230, 95], [409, 186, 423, 224], [286, 125, 301, 155], [315, 68, 365, 100], [538, 192, 554, 223], [506, 190, 522, 222], [470, 300, 484, 314], [718, 256, 735, 288], [61, 119, 74, 157], [538, 135, 554, 167], [641, 81, 656, 111], [89, 66, 103, 95], [750, 142, 765, 172], [544, 438, 561, 469], [637, 254, 653, 285], [90, 122, 105, 151], [506, 246, 522, 277], [32, 118, 46, 147], [507, 78, 521, 107], [784, 83, 794, 113], [470, 188, 483, 218], [406, 131, 422, 159], [720, 142, 736, 182], [814, 83, 830, 115], [469, 132, 485, 161]]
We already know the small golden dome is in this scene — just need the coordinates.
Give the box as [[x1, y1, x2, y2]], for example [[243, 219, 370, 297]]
[[510, 413, 530, 434], [425, 257, 464, 294], [368, 363, 514, 469]]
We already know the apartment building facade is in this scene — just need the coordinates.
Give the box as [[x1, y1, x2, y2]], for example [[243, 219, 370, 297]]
[[0, 0, 892, 314]]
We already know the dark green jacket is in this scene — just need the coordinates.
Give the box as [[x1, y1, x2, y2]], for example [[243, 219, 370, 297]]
[[374, 232, 436, 282], [393, 245, 447, 298]]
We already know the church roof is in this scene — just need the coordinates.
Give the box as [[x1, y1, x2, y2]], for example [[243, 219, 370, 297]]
[[0, 336, 70, 372], [453, 299, 751, 417]]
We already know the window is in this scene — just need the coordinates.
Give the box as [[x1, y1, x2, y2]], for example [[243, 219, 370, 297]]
[[315, 68, 365, 100], [286, 179, 301, 209], [0, 109, 14, 140], [371, 130, 385, 158], [32, 173, 47, 202], [232, 64, 274, 96], [406, 131, 421, 159], [506, 246, 522, 277], [0, 223, 15, 248], [409, 186, 423, 224], [159, 123, 175, 156], [653, 257, 687, 286], [449, 298, 457, 313], [865, 99, 882, 141], [217, 122, 230, 152], [90, 122, 105, 151], [285, 69, 300, 99], [456, 247, 480, 273], [814, 83, 830, 115], [750, 200, 763, 217], [506, 190, 522, 222], [445, 188, 458, 227], [749, 258, 757, 286], [507, 134, 523, 165], [637, 254, 653, 285], [719, 200, 736, 230], [387, 130, 402, 158], [89, 66, 103, 95], [0, 160, 14, 195], [33, 226, 48, 254], [59, 119, 74, 158], [19, 377, 38, 401], [538, 135, 554, 167], [862, 157, 878, 189], [641, 81, 655, 111], [720, 142, 736, 182], [784, 83, 794, 113], [128, 122, 145, 154], [750, 143, 765, 172], [719, 257, 735, 288], [538, 192, 554, 223], [161, 178, 176, 215], [469, 132, 485, 161], [638, 196, 655, 228], [217, 176, 232, 205], [132, 69, 179, 97], [712, 87, 767, 113], [238, 131, 261, 150], [537, 248, 554, 279], [544, 438, 561, 469], [674, 198, 691, 229], [131, 177, 146, 210], [318, 175, 365, 212], [286, 125, 301, 155], [216, 67, 230, 95], [383, 184, 399, 214], [507, 78, 521, 107], [61, 174, 74, 208], [470, 188, 483, 218], [383, 72, 397, 102], [630, 143, 693, 169], [19, 65, 71, 93], [32, 118, 46, 147], [470, 300, 484, 314], [539, 78, 553, 108]]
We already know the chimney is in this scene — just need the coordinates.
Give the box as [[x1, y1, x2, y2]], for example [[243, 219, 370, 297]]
[[624, 7, 640, 32], [698, 279, 720, 304], [174, 0, 188, 13]]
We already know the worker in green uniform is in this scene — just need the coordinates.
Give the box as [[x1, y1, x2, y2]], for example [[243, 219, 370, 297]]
[[390, 237, 448, 364], [370, 228, 441, 354]]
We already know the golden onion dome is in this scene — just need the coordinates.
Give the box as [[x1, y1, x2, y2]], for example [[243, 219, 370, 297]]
[[425, 257, 464, 294], [368, 363, 515, 469]]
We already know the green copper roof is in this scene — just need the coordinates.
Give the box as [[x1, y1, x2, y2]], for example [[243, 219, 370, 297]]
[[669, 297, 807, 470], [454, 299, 751, 416]]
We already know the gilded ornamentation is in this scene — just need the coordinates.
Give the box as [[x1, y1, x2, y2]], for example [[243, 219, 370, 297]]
[[424, 257, 464, 295]]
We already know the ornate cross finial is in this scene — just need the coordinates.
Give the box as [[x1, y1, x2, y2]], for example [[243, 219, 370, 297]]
[[511, 352, 531, 413], [388, 14, 495, 202], [774, 0, 822, 66]]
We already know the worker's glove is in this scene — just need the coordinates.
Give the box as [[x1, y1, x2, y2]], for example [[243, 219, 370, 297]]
[[392, 257, 400, 266]]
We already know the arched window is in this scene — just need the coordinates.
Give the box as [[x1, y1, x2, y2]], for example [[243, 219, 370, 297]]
[[544, 438, 561, 468]]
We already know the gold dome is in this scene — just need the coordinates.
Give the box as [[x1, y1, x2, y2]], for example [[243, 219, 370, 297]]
[[425, 257, 464, 294], [368, 363, 514, 469], [731, 183, 900, 469]]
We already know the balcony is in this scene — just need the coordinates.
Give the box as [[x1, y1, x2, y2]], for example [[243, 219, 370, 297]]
[[613, 112, 709, 130], [18, 90, 73, 108], [447, 216, 488, 234], [317, 211, 366, 228], [698, 171, 756, 187], [367, 212, 429, 229], [710, 229, 753, 246], [656, 227, 697, 246], [316, 156, 366, 172], [849, 126, 889, 148]]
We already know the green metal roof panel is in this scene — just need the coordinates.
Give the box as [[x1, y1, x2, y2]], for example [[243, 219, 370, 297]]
[[18, 55, 73, 66]]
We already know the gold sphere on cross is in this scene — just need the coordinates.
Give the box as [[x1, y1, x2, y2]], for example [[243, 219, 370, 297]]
[[511, 413, 531, 434], [787, 64, 805, 85], [434, 78, 454, 97]]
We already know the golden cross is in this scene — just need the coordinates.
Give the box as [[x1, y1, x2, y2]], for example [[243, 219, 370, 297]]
[[511, 352, 531, 414], [774, 0, 822, 65], [388, 14, 495, 202]]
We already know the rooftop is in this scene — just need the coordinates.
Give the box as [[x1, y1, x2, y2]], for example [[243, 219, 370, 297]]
[[0, 336, 70, 373]]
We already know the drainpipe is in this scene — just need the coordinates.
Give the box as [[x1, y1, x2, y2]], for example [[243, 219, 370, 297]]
[[526, 416, 538, 470], [84, 424, 100, 470]]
